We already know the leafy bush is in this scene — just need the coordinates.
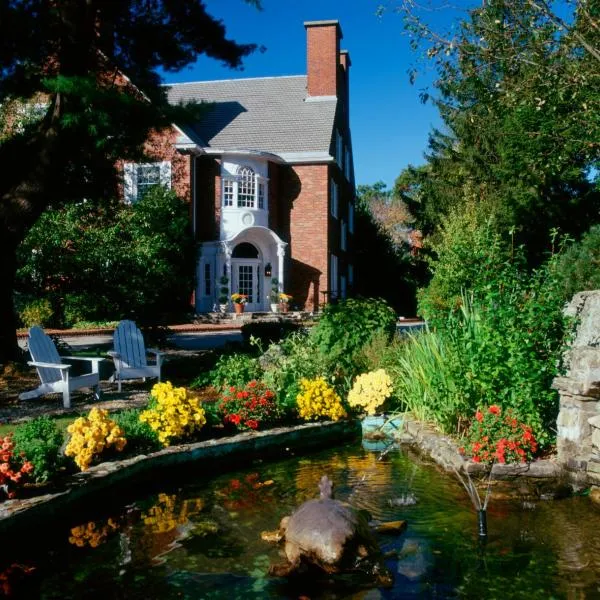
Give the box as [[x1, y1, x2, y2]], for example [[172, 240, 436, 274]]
[[12, 417, 64, 482], [16, 187, 196, 327], [217, 381, 280, 431], [65, 408, 127, 471], [112, 409, 161, 455], [240, 321, 301, 347], [140, 382, 206, 446], [552, 224, 600, 300], [461, 406, 538, 464], [18, 298, 54, 328], [296, 377, 347, 422], [190, 352, 263, 390], [311, 298, 397, 375], [260, 332, 330, 416]]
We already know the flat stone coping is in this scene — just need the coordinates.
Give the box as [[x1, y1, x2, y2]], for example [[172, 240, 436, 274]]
[[397, 417, 564, 480], [0, 419, 360, 536]]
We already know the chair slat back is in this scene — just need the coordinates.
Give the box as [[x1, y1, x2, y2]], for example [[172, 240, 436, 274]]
[[114, 320, 148, 368], [28, 326, 62, 383]]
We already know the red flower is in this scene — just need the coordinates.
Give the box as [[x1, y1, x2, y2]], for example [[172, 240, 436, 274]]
[[488, 405, 501, 416], [475, 411, 483, 422], [246, 419, 259, 430]]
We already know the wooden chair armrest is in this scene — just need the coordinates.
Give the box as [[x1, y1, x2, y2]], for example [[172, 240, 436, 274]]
[[147, 348, 164, 357], [63, 356, 105, 364], [28, 361, 71, 370], [107, 351, 121, 359]]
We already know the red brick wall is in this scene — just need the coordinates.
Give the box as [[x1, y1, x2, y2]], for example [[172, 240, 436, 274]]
[[305, 22, 340, 97], [287, 164, 329, 311]]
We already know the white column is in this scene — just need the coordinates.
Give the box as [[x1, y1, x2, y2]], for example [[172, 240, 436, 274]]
[[277, 243, 286, 292]]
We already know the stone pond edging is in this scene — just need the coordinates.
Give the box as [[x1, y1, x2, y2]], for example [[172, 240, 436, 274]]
[[0, 419, 361, 536], [394, 416, 567, 483]]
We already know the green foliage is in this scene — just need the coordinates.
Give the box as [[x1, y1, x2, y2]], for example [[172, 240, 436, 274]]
[[311, 298, 397, 375], [16, 187, 196, 326], [260, 332, 331, 417], [18, 297, 54, 328], [112, 409, 161, 455], [190, 352, 263, 390], [218, 276, 229, 305], [240, 321, 301, 347], [552, 225, 600, 300], [12, 417, 65, 483]]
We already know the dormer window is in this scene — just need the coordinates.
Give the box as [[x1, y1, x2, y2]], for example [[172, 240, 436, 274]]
[[222, 165, 268, 210]]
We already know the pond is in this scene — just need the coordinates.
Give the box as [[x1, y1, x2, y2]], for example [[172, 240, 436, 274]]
[[1, 443, 600, 599]]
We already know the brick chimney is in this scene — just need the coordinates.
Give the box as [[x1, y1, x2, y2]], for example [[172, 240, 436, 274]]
[[304, 20, 342, 98]]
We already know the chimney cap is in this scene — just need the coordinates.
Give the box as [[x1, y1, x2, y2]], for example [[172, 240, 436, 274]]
[[304, 20, 343, 38], [340, 50, 352, 68]]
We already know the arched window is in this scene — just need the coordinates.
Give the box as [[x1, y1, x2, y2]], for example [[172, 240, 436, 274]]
[[237, 166, 256, 208], [232, 242, 259, 259]]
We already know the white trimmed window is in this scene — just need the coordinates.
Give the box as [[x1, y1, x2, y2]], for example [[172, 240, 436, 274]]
[[123, 161, 171, 203], [330, 253, 339, 299], [222, 165, 268, 210], [348, 201, 354, 234], [341, 219, 347, 251], [330, 179, 339, 219], [203, 262, 212, 297]]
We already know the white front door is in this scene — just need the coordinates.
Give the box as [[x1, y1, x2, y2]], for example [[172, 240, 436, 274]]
[[232, 260, 262, 311]]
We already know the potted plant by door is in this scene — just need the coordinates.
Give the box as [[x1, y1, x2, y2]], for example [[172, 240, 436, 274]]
[[218, 276, 229, 313], [279, 293, 292, 313], [270, 278, 280, 313], [231, 293, 248, 314]]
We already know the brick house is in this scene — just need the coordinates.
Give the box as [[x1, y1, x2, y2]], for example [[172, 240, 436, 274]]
[[122, 20, 355, 313]]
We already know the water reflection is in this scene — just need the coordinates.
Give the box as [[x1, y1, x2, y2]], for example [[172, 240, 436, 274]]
[[2, 445, 600, 598]]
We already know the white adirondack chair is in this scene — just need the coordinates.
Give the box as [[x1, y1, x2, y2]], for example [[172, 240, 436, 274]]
[[19, 326, 102, 408], [108, 320, 163, 392]]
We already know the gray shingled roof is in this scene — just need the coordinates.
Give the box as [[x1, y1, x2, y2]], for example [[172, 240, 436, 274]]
[[165, 76, 336, 155]]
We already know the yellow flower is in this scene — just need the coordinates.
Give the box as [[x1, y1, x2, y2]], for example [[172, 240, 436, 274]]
[[347, 369, 393, 416], [296, 377, 346, 422]]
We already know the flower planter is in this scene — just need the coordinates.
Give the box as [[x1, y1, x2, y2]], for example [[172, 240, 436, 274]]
[[270, 303, 279, 313], [361, 414, 403, 441], [279, 303, 289, 313], [234, 303, 245, 314], [219, 303, 228, 314]]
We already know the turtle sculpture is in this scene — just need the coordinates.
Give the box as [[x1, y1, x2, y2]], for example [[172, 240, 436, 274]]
[[262, 475, 404, 586]]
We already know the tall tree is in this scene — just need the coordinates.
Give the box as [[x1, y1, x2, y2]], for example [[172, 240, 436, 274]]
[[387, 0, 600, 261], [0, 0, 257, 362]]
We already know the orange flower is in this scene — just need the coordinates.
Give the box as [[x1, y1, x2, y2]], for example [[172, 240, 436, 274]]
[[488, 405, 501, 415]]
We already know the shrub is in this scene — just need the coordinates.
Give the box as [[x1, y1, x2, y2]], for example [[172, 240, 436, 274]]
[[347, 369, 394, 416], [140, 382, 206, 446], [461, 406, 538, 464], [0, 435, 34, 499], [260, 332, 330, 416], [296, 377, 347, 422], [240, 321, 301, 347], [112, 409, 161, 455], [217, 381, 280, 431], [65, 408, 127, 471], [311, 298, 396, 376], [12, 417, 64, 483], [190, 352, 263, 390], [18, 298, 54, 328]]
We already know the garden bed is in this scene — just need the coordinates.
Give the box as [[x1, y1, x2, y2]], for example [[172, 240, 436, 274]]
[[0, 419, 360, 537]]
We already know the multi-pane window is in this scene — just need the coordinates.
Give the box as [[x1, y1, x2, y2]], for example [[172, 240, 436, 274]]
[[345, 146, 351, 180], [341, 219, 347, 251], [238, 265, 254, 303], [335, 130, 343, 168], [237, 166, 255, 207], [221, 165, 268, 210], [348, 201, 354, 234], [330, 253, 339, 299], [123, 161, 171, 203], [330, 179, 339, 219], [258, 182, 265, 209], [223, 179, 234, 207]]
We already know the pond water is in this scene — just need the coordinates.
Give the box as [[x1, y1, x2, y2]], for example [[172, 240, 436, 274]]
[[2, 443, 600, 599]]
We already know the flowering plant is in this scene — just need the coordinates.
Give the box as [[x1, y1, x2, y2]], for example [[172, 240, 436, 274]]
[[218, 380, 279, 431], [460, 405, 538, 464], [140, 381, 207, 446], [347, 369, 393, 415], [0, 435, 34, 499], [65, 408, 127, 471], [279, 293, 293, 303], [231, 293, 248, 305], [296, 377, 347, 422]]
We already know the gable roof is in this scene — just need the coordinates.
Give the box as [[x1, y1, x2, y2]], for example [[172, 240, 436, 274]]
[[165, 75, 337, 158]]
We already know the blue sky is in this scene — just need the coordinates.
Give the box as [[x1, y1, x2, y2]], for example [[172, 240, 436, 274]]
[[160, 0, 448, 189]]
